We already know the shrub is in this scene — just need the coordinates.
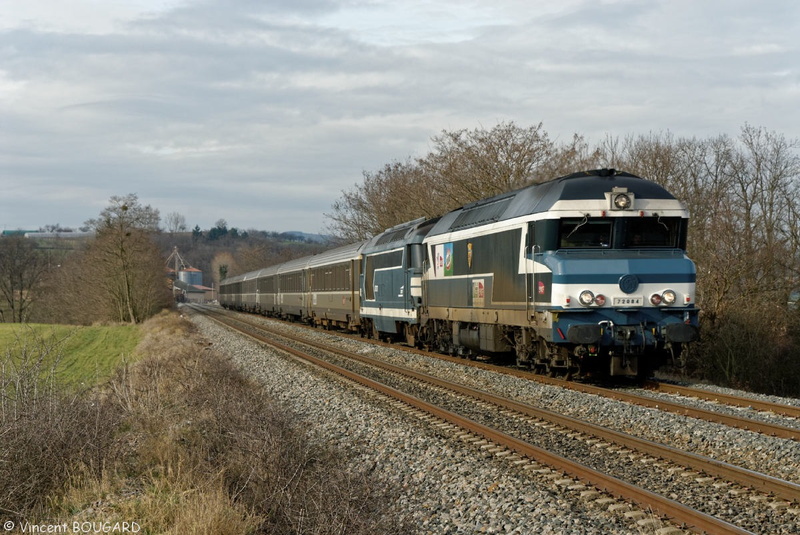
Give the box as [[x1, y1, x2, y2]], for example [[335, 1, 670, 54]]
[[0, 330, 122, 520]]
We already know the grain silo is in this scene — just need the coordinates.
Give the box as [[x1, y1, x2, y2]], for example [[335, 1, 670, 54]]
[[178, 267, 203, 286]]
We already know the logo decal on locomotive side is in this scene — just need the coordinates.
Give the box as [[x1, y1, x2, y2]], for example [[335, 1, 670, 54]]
[[444, 243, 453, 276], [472, 279, 485, 307]]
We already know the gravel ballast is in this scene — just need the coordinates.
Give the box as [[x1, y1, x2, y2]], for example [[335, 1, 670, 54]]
[[187, 307, 799, 534]]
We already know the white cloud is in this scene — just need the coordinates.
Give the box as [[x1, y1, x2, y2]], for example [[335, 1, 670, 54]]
[[0, 0, 185, 33], [733, 43, 785, 56]]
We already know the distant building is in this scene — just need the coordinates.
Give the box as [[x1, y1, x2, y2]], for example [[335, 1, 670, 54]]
[[24, 231, 95, 239], [173, 279, 214, 303], [166, 247, 213, 302], [1, 230, 37, 237]]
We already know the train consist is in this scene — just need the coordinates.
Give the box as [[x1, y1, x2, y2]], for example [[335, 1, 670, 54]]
[[219, 169, 699, 378]]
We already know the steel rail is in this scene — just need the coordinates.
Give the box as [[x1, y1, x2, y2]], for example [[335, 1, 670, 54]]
[[195, 306, 756, 535], [543, 378, 800, 441], [208, 304, 800, 440], [643, 380, 800, 419]]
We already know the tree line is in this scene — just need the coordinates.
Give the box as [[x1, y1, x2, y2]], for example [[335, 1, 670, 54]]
[[34, 195, 171, 324], [0, 195, 331, 325]]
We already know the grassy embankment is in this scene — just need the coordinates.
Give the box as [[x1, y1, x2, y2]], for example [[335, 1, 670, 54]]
[[0, 323, 140, 385], [0, 312, 400, 534]]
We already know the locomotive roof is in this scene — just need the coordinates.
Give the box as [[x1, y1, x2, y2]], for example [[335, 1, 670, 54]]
[[427, 169, 678, 236], [362, 216, 441, 254]]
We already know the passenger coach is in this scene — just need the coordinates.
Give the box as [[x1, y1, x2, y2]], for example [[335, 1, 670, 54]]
[[220, 241, 364, 331], [307, 241, 364, 331]]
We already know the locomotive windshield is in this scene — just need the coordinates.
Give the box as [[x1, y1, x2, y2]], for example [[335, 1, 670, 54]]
[[559, 218, 612, 248], [558, 216, 683, 249], [621, 216, 681, 248]]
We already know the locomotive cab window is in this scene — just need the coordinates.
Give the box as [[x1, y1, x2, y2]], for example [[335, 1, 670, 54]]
[[621, 217, 682, 248], [558, 216, 686, 250], [559, 218, 612, 249]]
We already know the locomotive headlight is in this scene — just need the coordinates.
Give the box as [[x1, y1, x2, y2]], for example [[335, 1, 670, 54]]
[[662, 290, 677, 305], [579, 290, 595, 306], [613, 193, 632, 210]]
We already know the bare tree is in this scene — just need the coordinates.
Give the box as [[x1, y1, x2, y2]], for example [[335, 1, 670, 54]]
[[80, 194, 170, 324], [0, 236, 50, 322], [419, 122, 556, 205], [326, 122, 580, 241], [326, 160, 431, 241], [164, 212, 188, 234], [211, 251, 237, 287], [85, 193, 161, 233]]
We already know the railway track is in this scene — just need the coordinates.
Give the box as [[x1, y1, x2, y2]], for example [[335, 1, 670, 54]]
[[538, 375, 799, 441], [641, 381, 800, 420], [216, 305, 800, 441], [189, 305, 799, 534]]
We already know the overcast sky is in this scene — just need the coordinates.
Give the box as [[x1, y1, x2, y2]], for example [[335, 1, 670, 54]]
[[1, 0, 798, 234]]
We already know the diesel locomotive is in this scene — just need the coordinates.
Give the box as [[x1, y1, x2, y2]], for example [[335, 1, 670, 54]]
[[219, 169, 699, 379]]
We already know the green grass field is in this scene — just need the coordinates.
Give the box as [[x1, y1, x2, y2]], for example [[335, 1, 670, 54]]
[[0, 323, 141, 386]]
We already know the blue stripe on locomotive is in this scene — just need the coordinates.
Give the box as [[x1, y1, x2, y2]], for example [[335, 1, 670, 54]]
[[538, 251, 699, 346], [541, 251, 697, 287]]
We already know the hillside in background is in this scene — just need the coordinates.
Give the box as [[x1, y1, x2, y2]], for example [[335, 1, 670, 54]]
[[154, 225, 337, 290]]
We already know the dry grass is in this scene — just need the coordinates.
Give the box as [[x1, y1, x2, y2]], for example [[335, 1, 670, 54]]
[[0, 328, 123, 520], [2, 310, 402, 534]]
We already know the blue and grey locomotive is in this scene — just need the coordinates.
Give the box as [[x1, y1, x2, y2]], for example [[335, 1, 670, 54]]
[[359, 217, 440, 344], [218, 169, 698, 379], [417, 169, 698, 377]]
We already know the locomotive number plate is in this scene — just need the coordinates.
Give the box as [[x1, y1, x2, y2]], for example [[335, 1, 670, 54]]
[[613, 296, 643, 306]]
